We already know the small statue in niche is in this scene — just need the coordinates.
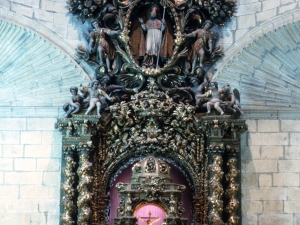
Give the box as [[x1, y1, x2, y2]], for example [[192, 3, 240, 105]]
[[138, 6, 167, 68], [184, 20, 213, 74], [81, 80, 112, 117], [125, 193, 132, 215], [88, 20, 119, 74], [169, 194, 176, 215], [63, 86, 84, 118]]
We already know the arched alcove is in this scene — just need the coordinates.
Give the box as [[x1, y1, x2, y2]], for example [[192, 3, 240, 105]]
[[210, 9, 300, 118], [0, 11, 93, 117], [108, 161, 193, 225]]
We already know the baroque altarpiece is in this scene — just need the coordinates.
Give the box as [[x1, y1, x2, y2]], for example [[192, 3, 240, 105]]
[[56, 0, 247, 224]]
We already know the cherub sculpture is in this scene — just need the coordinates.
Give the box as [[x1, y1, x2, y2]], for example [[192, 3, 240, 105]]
[[81, 80, 112, 117], [63, 86, 84, 118]]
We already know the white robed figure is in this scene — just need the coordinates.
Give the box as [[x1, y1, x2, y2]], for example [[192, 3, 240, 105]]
[[138, 6, 166, 68]]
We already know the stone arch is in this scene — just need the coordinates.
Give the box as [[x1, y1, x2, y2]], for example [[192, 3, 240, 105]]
[[210, 8, 300, 116], [0, 11, 93, 116]]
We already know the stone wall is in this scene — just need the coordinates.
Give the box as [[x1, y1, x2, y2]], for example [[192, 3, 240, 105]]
[[0, 118, 61, 224], [242, 120, 300, 225]]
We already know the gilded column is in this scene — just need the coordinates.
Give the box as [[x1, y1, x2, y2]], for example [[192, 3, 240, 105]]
[[77, 142, 94, 225]]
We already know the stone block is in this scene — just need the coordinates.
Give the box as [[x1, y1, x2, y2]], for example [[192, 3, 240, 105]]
[[23, 0, 40, 8], [48, 186, 60, 199], [11, 3, 33, 18], [235, 28, 250, 41], [273, 173, 299, 186], [54, 13, 71, 25], [281, 120, 300, 132], [290, 133, 300, 145], [0, 0, 10, 9], [38, 199, 60, 213], [0, 107, 12, 118], [241, 132, 248, 146], [39, 21, 67, 38], [278, 160, 300, 172], [35, 107, 59, 118], [258, 214, 293, 225], [0, 131, 20, 144], [261, 146, 284, 159], [14, 158, 36, 171], [263, 200, 283, 213], [33, 9, 54, 22], [26, 118, 57, 131], [0, 118, 26, 131], [239, 0, 258, 4], [44, 1, 67, 14], [24, 145, 52, 158], [243, 160, 277, 173], [0, 172, 3, 185], [242, 213, 257, 225], [284, 201, 300, 213], [41, 131, 62, 145], [246, 119, 257, 132], [241, 146, 260, 160], [51, 144, 62, 158], [0, 199, 7, 211], [258, 120, 279, 132], [21, 131, 41, 144], [294, 214, 300, 225], [20, 185, 49, 199], [247, 187, 287, 200], [259, 173, 272, 187], [287, 188, 300, 200], [0, 159, 13, 171], [242, 173, 259, 187], [43, 172, 60, 186], [2, 145, 23, 158], [0, 185, 19, 198], [279, 2, 298, 14], [237, 15, 256, 29], [256, 8, 278, 23], [4, 172, 42, 185], [281, 0, 296, 4], [37, 158, 60, 171], [6, 199, 39, 212], [248, 133, 289, 146], [262, 0, 280, 10], [242, 200, 263, 213], [236, 2, 262, 16], [11, 107, 36, 118]]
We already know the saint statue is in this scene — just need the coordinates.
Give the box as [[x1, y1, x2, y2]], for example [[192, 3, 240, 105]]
[[138, 6, 167, 68], [88, 20, 119, 74], [184, 20, 213, 73]]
